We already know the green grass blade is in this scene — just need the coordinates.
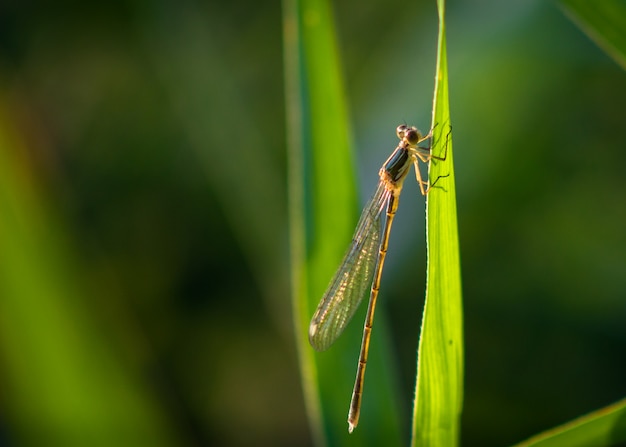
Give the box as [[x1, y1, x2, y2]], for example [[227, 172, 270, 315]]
[[411, 0, 464, 445], [0, 104, 178, 446], [560, 0, 626, 70], [512, 397, 626, 447], [284, 0, 402, 444]]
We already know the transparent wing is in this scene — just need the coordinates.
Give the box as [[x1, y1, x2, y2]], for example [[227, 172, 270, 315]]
[[309, 183, 390, 352]]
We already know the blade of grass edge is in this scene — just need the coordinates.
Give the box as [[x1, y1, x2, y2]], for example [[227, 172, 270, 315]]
[[283, 0, 324, 442], [284, 0, 402, 444], [511, 397, 626, 447], [560, 0, 626, 71], [411, 0, 464, 445]]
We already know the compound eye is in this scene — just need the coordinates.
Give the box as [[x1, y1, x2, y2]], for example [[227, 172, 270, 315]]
[[404, 127, 422, 145], [396, 124, 408, 139]]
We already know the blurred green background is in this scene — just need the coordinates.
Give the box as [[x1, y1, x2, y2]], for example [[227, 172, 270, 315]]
[[0, 0, 625, 446]]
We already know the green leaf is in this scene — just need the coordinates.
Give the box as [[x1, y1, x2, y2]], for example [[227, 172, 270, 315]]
[[411, 0, 464, 446], [0, 99, 179, 446], [512, 397, 626, 447], [284, 0, 402, 444], [560, 0, 626, 70]]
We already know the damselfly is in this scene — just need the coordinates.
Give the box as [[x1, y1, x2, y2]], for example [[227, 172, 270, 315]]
[[308, 124, 448, 432]]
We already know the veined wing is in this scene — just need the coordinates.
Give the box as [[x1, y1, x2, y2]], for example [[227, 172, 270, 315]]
[[309, 183, 390, 351]]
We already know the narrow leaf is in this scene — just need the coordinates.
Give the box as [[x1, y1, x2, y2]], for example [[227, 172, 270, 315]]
[[512, 397, 626, 447], [411, 0, 464, 445], [284, 0, 402, 444], [561, 0, 626, 70]]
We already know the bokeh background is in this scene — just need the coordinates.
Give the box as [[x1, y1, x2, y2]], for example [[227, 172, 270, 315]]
[[0, 0, 625, 446]]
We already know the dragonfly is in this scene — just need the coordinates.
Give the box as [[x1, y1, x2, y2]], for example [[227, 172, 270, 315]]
[[308, 123, 449, 432]]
